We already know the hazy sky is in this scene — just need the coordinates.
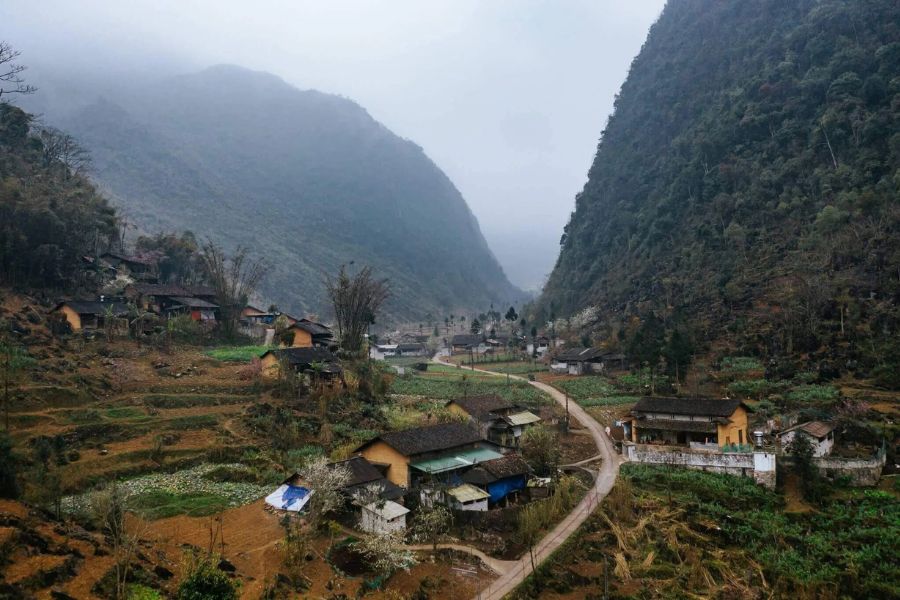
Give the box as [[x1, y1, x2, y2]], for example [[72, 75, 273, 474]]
[[2, 0, 665, 290]]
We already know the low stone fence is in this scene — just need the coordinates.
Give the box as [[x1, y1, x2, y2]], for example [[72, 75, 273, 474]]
[[782, 450, 886, 486], [623, 442, 776, 488]]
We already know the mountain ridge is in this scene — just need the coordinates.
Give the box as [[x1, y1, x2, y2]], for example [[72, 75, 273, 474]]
[[539, 0, 899, 383], [24, 63, 522, 320]]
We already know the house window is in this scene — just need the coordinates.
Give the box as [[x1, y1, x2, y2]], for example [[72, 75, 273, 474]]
[[738, 430, 743, 445]]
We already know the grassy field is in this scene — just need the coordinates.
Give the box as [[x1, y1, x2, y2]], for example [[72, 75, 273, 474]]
[[390, 367, 549, 408], [553, 376, 639, 407], [204, 345, 271, 362], [513, 465, 900, 599]]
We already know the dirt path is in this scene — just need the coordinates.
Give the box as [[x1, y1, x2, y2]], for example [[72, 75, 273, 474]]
[[432, 355, 621, 600], [406, 544, 518, 575]]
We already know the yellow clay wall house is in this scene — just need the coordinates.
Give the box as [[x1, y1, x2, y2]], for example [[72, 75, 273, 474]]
[[260, 353, 280, 378], [358, 441, 411, 487], [629, 398, 751, 448], [58, 305, 82, 331], [290, 327, 313, 348], [718, 405, 749, 446]]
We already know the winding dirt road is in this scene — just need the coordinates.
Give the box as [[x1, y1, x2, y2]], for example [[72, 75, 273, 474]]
[[432, 357, 621, 599]]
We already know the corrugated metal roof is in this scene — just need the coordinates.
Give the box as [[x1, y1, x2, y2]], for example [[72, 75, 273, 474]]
[[447, 483, 490, 503], [505, 411, 542, 426], [409, 447, 504, 474], [363, 500, 409, 520]]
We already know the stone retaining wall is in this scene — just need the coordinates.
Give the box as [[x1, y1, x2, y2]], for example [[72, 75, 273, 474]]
[[622, 443, 776, 489], [624, 443, 885, 488]]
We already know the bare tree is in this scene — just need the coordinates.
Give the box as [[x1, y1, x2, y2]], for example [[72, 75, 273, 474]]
[[0, 42, 36, 101], [199, 240, 269, 339], [39, 127, 92, 178], [324, 265, 390, 357], [91, 484, 149, 600]]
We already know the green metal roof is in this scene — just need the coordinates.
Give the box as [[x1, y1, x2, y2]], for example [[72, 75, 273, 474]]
[[410, 447, 505, 474]]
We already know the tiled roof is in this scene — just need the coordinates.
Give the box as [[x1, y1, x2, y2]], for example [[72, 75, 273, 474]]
[[57, 301, 130, 317], [447, 395, 514, 420], [362, 422, 483, 457], [631, 397, 746, 418], [260, 347, 339, 370], [451, 334, 484, 347], [782, 421, 834, 439]]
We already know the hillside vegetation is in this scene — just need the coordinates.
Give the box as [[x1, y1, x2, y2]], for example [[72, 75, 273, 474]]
[[0, 104, 117, 291], [540, 0, 900, 385], [26, 65, 521, 320]]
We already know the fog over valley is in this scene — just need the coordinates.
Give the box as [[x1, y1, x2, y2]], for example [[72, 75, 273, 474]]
[[2, 0, 665, 292]]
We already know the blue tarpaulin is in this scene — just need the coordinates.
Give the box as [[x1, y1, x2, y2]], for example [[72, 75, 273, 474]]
[[486, 475, 526, 503], [265, 484, 313, 512]]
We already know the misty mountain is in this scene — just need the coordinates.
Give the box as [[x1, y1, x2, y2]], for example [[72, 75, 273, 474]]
[[25, 64, 521, 319], [540, 0, 899, 382]]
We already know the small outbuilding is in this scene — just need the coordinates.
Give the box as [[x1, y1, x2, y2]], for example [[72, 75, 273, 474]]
[[780, 421, 835, 457], [360, 500, 409, 534], [445, 483, 490, 511]]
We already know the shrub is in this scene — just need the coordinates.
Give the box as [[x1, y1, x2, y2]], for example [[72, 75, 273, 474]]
[[720, 356, 763, 373], [176, 554, 239, 600], [128, 584, 163, 600]]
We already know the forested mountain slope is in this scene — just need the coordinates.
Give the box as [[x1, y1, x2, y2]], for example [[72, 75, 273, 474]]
[[0, 103, 117, 291], [541, 0, 900, 383], [29, 65, 520, 319]]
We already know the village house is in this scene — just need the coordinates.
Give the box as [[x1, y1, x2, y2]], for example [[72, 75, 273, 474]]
[[162, 296, 219, 322], [52, 299, 130, 332], [446, 395, 541, 447], [628, 397, 751, 449], [360, 500, 409, 534], [526, 336, 551, 356], [396, 342, 428, 357], [552, 347, 626, 375], [124, 283, 217, 315], [284, 319, 334, 348], [369, 343, 398, 360], [354, 422, 503, 489], [326, 456, 404, 505], [241, 305, 276, 325], [779, 421, 835, 457], [259, 347, 341, 381], [99, 251, 159, 282], [450, 334, 488, 355], [461, 454, 531, 505]]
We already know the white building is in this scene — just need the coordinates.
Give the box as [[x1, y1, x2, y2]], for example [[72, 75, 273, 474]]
[[360, 500, 409, 534], [779, 421, 835, 457]]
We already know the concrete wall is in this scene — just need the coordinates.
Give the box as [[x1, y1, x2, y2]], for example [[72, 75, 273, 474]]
[[623, 443, 776, 489], [360, 510, 406, 534]]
